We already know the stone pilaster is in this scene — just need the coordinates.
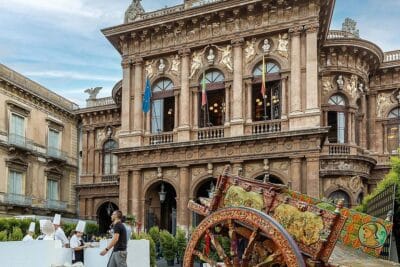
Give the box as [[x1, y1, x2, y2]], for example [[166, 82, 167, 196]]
[[192, 88, 198, 128], [119, 170, 129, 215], [289, 27, 302, 115], [175, 91, 180, 130], [87, 129, 95, 174], [231, 38, 244, 136], [281, 75, 288, 119], [244, 79, 252, 123], [177, 166, 190, 232], [290, 158, 302, 192], [306, 156, 320, 198], [81, 129, 88, 174], [361, 94, 367, 148], [133, 58, 144, 134], [131, 170, 142, 224], [178, 48, 191, 141], [367, 92, 377, 151], [121, 58, 132, 134], [305, 23, 319, 113], [87, 197, 94, 219], [225, 82, 232, 125]]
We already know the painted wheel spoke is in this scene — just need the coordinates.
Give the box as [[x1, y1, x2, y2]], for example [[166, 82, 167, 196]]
[[206, 229, 232, 266], [193, 250, 217, 266], [242, 228, 259, 262], [228, 220, 240, 266]]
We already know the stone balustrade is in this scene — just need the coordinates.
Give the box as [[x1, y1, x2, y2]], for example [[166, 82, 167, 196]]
[[326, 143, 351, 155], [384, 50, 400, 62], [327, 30, 359, 39], [251, 120, 282, 135], [149, 132, 174, 145], [197, 126, 225, 140]]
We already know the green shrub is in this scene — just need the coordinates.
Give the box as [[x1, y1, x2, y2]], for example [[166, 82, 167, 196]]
[[126, 214, 136, 226], [0, 230, 8, 241], [148, 226, 160, 245], [175, 229, 187, 262], [62, 222, 77, 237], [86, 223, 99, 236], [9, 227, 23, 241], [160, 230, 177, 261]]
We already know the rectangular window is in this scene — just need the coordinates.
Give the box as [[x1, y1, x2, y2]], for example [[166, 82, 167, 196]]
[[387, 125, 399, 154], [337, 112, 345, 144], [48, 129, 60, 157], [9, 113, 25, 146], [151, 99, 164, 133], [47, 179, 59, 200], [8, 170, 23, 195], [327, 111, 346, 143]]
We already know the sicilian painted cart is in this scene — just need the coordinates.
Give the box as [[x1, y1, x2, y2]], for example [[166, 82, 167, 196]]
[[184, 166, 394, 267]]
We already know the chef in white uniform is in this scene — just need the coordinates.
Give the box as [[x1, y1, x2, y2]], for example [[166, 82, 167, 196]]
[[53, 214, 69, 247], [22, 222, 35, 241], [36, 219, 47, 240], [70, 221, 87, 264]]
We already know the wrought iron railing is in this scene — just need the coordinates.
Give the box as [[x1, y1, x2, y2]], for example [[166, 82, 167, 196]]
[[149, 132, 174, 145], [0, 193, 32, 206], [251, 120, 282, 135], [45, 199, 68, 210], [7, 133, 32, 149], [327, 143, 351, 155], [47, 147, 68, 161], [197, 126, 225, 140], [102, 175, 119, 183]]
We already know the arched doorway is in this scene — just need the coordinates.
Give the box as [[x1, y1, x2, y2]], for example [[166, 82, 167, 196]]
[[254, 173, 284, 185], [145, 182, 177, 234], [97, 201, 118, 234], [192, 178, 216, 227], [329, 190, 351, 208]]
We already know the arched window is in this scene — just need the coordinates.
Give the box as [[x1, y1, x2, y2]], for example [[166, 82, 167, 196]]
[[328, 190, 351, 208], [252, 61, 281, 121], [327, 94, 347, 143], [103, 140, 118, 175], [387, 107, 400, 154], [151, 78, 175, 133], [199, 70, 225, 128]]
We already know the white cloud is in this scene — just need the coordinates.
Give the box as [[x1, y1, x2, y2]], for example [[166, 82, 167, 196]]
[[24, 70, 119, 82]]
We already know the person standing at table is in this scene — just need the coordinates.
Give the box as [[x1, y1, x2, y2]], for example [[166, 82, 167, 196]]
[[53, 214, 69, 247], [100, 210, 127, 267], [70, 221, 87, 264], [22, 222, 35, 241]]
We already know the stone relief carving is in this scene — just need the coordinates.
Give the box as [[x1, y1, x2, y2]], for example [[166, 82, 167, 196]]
[[345, 75, 358, 99], [144, 170, 157, 181], [261, 38, 271, 54], [322, 77, 334, 96], [158, 58, 166, 73], [245, 38, 256, 62], [336, 75, 344, 90], [192, 167, 206, 181], [124, 0, 145, 23], [170, 55, 180, 74], [145, 60, 155, 78], [276, 33, 289, 58], [376, 93, 393, 118], [207, 48, 216, 65], [215, 44, 233, 72], [349, 175, 362, 193], [190, 50, 205, 78]]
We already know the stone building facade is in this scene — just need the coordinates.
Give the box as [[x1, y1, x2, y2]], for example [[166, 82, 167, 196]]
[[0, 64, 79, 217], [76, 0, 400, 233]]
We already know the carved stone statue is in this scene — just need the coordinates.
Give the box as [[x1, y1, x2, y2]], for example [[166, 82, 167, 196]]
[[358, 83, 364, 93], [376, 93, 393, 118], [277, 33, 289, 58], [336, 75, 344, 90], [322, 78, 333, 95], [170, 55, 180, 74], [215, 45, 233, 72], [262, 38, 271, 54], [346, 75, 358, 98], [190, 51, 204, 78], [245, 39, 256, 62], [207, 48, 216, 65], [124, 0, 145, 23], [84, 87, 102, 100], [158, 59, 166, 73], [145, 60, 155, 78]]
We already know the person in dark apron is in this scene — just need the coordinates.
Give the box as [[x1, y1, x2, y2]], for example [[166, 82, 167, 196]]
[[70, 221, 87, 264]]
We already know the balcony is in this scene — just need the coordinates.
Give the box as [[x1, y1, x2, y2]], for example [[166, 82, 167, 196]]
[[384, 50, 400, 62], [102, 175, 119, 183], [326, 143, 351, 155], [0, 193, 32, 206], [45, 199, 68, 210], [250, 120, 282, 135], [47, 147, 67, 161], [149, 132, 174, 145], [197, 126, 225, 140], [7, 134, 34, 150]]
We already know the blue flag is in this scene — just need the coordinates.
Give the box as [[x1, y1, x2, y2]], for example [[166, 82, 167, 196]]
[[142, 77, 151, 113]]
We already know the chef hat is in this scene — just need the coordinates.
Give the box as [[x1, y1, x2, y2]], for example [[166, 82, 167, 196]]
[[39, 219, 46, 230], [53, 214, 61, 225], [75, 221, 86, 233], [42, 220, 55, 236], [28, 222, 35, 232]]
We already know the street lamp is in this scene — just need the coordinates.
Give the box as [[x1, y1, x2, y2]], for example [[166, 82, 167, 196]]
[[159, 183, 166, 204], [106, 201, 114, 216]]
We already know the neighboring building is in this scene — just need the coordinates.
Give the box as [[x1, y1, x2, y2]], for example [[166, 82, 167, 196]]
[[0, 64, 79, 217]]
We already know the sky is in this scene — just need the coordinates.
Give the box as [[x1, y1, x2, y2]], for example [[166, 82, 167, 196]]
[[0, 0, 399, 107]]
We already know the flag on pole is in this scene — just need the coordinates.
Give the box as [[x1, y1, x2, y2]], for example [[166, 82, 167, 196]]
[[201, 71, 207, 108], [261, 55, 267, 98], [142, 77, 151, 113]]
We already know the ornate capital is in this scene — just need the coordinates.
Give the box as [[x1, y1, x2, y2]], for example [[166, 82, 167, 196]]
[[289, 26, 303, 37], [304, 23, 319, 33], [121, 57, 131, 69], [179, 48, 191, 57], [132, 57, 144, 66], [231, 38, 244, 47]]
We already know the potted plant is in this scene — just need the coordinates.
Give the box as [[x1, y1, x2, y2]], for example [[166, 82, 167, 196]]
[[160, 230, 177, 266], [175, 229, 187, 266]]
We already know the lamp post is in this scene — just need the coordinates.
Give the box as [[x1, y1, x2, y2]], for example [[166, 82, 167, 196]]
[[106, 201, 114, 216], [159, 183, 166, 204]]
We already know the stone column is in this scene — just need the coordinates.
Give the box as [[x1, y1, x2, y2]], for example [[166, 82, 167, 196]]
[[119, 171, 129, 215], [361, 94, 367, 148], [290, 158, 302, 192], [81, 129, 88, 174], [225, 82, 232, 125], [245, 80, 252, 123], [175, 91, 180, 130], [178, 166, 190, 232], [133, 58, 144, 134], [131, 170, 142, 224], [367, 92, 377, 151], [289, 27, 302, 114], [231, 38, 244, 136], [306, 156, 320, 198], [121, 58, 132, 133], [87, 129, 95, 175], [177, 48, 191, 142], [192, 89, 199, 128], [305, 23, 319, 112], [87, 197, 93, 220], [281, 75, 288, 119]]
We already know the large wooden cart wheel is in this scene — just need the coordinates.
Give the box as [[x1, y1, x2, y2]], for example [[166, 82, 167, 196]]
[[184, 207, 305, 267]]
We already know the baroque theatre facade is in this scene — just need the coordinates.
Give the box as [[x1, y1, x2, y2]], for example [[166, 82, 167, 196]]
[[76, 0, 400, 233]]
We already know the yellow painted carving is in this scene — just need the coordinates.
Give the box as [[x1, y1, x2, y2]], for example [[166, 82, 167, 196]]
[[223, 185, 264, 210], [273, 204, 324, 246]]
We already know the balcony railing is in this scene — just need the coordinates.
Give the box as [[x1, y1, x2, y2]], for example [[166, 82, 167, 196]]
[[0, 193, 32, 206], [150, 132, 174, 145], [45, 199, 68, 210], [327, 30, 359, 39], [47, 147, 67, 161], [197, 126, 225, 140], [384, 50, 400, 62], [251, 120, 282, 135], [327, 143, 351, 155], [7, 134, 34, 150], [102, 175, 119, 183]]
